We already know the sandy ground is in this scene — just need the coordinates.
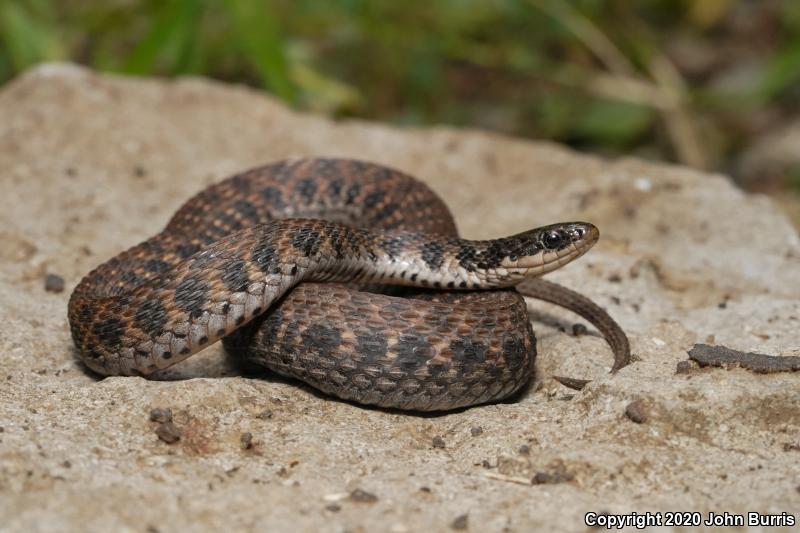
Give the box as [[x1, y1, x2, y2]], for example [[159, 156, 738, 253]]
[[0, 64, 798, 532]]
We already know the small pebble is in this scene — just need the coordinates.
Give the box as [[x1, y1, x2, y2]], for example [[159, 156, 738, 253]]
[[675, 360, 693, 374], [256, 409, 273, 420], [572, 323, 588, 336], [607, 274, 622, 283], [470, 426, 483, 437], [518, 444, 530, 456], [240, 432, 254, 450], [625, 400, 648, 424], [155, 422, 181, 444], [325, 503, 341, 512], [432, 436, 446, 448], [451, 514, 468, 530], [44, 274, 65, 293], [349, 488, 378, 503], [149, 408, 173, 423]]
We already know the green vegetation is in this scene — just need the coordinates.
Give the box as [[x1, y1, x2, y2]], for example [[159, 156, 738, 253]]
[[2, 0, 799, 190]]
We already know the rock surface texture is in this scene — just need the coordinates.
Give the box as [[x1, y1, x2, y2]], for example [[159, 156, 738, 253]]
[[1, 64, 799, 532]]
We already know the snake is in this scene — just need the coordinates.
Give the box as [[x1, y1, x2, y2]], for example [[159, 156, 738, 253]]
[[68, 157, 629, 411]]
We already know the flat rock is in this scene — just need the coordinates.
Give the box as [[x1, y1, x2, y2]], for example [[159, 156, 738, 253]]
[[1, 63, 798, 532]]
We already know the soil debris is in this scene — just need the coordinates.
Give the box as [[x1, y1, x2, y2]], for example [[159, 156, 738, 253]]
[[688, 344, 800, 373]]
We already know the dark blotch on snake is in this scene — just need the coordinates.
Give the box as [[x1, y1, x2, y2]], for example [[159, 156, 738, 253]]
[[93, 317, 125, 350], [176, 243, 201, 259], [145, 259, 170, 274], [456, 245, 478, 272], [345, 184, 361, 205], [390, 333, 434, 372], [502, 336, 529, 371], [70, 303, 90, 344], [260, 186, 285, 209], [292, 228, 322, 257], [376, 202, 399, 221], [174, 277, 209, 319], [261, 308, 284, 341], [356, 333, 389, 361], [252, 242, 278, 273], [300, 323, 343, 354], [421, 242, 445, 271], [471, 241, 506, 269], [363, 190, 385, 210], [328, 179, 343, 199], [120, 270, 145, 287], [344, 230, 363, 258], [135, 299, 168, 337], [449, 338, 487, 371], [221, 259, 250, 292], [328, 227, 345, 259], [296, 178, 318, 204], [379, 237, 405, 259], [214, 210, 243, 233], [232, 199, 260, 223]]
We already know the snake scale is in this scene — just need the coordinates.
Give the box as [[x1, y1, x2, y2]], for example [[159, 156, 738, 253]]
[[69, 158, 629, 411]]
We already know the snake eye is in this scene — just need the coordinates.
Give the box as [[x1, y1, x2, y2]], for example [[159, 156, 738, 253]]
[[543, 231, 564, 249], [573, 226, 586, 239]]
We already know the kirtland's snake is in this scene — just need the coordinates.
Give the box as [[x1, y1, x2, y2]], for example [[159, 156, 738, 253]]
[[69, 158, 629, 411]]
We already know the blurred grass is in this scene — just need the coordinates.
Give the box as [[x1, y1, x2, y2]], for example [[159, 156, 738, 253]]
[[2, 0, 800, 202]]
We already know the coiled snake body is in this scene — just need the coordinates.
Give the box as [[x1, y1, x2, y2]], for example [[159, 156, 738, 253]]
[[69, 158, 628, 411]]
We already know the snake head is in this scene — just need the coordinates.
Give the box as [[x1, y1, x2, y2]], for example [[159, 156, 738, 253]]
[[490, 222, 599, 281]]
